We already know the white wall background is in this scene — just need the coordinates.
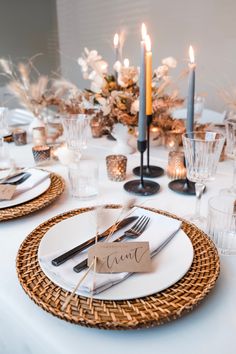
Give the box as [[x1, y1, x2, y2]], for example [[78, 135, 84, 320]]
[[57, 0, 236, 112], [0, 0, 59, 107]]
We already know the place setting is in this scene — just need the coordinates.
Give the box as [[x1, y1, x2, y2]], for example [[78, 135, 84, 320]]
[[0, 136, 65, 221], [16, 201, 219, 329], [0, 169, 65, 221]]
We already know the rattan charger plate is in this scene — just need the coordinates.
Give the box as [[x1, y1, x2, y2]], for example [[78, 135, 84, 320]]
[[0, 173, 65, 221], [16, 205, 220, 330]]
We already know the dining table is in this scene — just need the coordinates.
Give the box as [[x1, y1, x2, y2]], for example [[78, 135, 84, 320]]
[[0, 126, 235, 354]]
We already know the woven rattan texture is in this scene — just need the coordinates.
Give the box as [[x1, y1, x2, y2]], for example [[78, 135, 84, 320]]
[[16, 206, 220, 330], [0, 173, 65, 221]]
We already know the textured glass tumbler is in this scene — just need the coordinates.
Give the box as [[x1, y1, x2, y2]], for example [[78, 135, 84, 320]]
[[207, 195, 236, 255], [61, 114, 89, 160], [68, 160, 98, 199], [183, 131, 225, 227]]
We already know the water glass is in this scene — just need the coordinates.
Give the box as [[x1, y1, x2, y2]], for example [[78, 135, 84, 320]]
[[61, 114, 89, 156], [207, 195, 236, 255], [68, 160, 98, 199]]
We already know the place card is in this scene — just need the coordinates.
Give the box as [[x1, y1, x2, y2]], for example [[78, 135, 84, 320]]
[[0, 184, 16, 200], [88, 242, 152, 273]]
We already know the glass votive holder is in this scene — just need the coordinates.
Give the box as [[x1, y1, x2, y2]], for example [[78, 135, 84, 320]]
[[166, 151, 187, 180], [32, 127, 47, 146], [32, 145, 51, 165], [12, 128, 27, 145], [106, 154, 127, 181], [165, 132, 182, 151], [68, 160, 98, 199], [90, 118, 103, 138], [207, 195, 236, 255]]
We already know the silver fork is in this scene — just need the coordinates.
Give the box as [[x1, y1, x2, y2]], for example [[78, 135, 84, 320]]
[[73, 215, 150, 273]]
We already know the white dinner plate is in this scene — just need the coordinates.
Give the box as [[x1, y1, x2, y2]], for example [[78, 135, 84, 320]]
[[38, 208, 194, 301], [0, 178, 51, 209]]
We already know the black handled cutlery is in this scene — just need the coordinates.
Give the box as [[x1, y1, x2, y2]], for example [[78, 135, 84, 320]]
[[73, 215, 150, 273], [51, 215, 138, 266]]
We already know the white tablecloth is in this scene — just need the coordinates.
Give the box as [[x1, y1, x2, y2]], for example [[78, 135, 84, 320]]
[[0, 136, 235, 354]]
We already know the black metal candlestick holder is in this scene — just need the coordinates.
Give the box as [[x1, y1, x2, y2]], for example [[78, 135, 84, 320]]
[[168, 178, 196, 195], [133, 115, 164, 178], [124, 140, 160, 196]]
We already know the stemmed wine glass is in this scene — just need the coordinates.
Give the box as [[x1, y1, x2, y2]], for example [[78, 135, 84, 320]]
[[182, 131, 225, 228], [220, 115, 236, 196], [61, 114, 89, 161]]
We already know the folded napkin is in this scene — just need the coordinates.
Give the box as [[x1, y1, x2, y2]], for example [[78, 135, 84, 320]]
[[16, 168, 50, 194], [39, 208, 182, 295]]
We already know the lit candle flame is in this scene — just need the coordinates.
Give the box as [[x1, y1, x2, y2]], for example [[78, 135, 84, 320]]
[[141, 23, 147, 41], [113, 33, 119, 48], [100, 62, 108, 73], [123, 58, 129, 68], [145, 34, 151, 52], [189, 45, 195, 63]]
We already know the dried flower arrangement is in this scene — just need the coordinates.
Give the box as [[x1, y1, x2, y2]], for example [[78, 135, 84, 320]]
[[48, 79, 85, 115], [0, 56, 90, 119], [0, 56, 50, 119], [78, 48, 185, 136]]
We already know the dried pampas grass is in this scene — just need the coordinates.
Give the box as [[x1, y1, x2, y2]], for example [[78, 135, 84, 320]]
[[0, 56, 50, 117]]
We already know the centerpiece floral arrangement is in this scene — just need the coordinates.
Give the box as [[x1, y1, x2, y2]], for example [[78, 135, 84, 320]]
[[77, 47, 186, 140], [0, 46, 200, 149]]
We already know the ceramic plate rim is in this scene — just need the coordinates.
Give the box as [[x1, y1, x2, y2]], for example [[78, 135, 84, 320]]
[[0, 177, 51, 209]]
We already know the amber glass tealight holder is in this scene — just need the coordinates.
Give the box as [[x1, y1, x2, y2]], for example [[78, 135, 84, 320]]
[[166, 151, 186, 180], [106, 154, 127, 181]]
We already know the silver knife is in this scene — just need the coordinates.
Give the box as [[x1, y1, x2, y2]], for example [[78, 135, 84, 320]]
[[51, 216, 138, 266]]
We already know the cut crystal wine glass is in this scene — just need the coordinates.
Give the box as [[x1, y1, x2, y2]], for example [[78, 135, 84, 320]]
[[182, 131, 225, 228]]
